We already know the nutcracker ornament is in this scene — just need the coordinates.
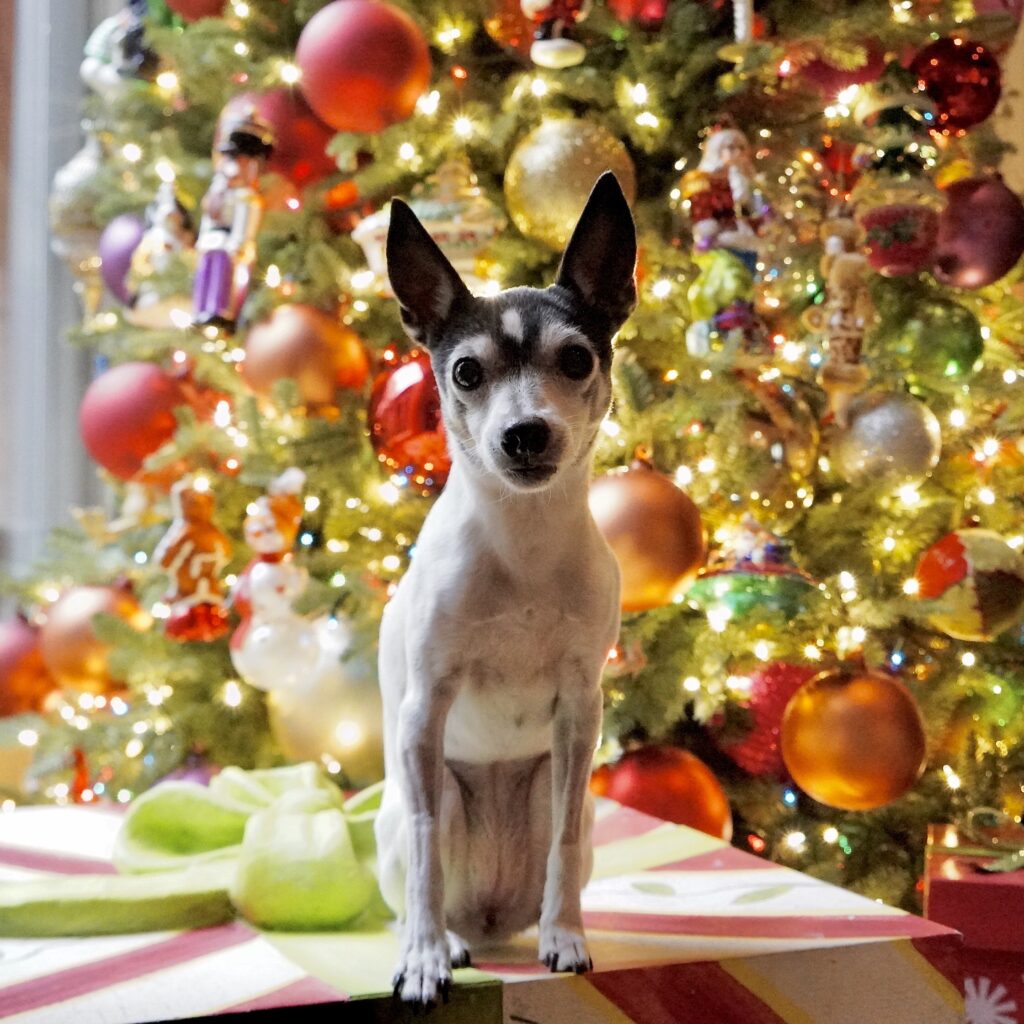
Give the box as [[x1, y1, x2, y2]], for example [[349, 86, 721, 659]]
[[520, 0, 591, 69], [153, 480, 233, 642], [126, 177, 196, 329], [680, 119, 772, 362], [803, 216, 874, 427], [191, 108, 274, 337]]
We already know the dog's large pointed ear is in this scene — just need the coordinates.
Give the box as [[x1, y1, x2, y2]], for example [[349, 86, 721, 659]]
[[555, 172, 638, 330], [386, 199, 472, 347]]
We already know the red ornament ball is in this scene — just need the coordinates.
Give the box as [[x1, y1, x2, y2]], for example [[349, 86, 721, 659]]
[[219, 90, 337, 189], [0, 617, 57, 717], [165, 0, 224, 20], [484, 0, 535, 59], [607, 0, 669, 29], [911, 38, 1002, 131], [79, 362, 188, 481], [801, 40, 885, 95], [914, 529, 1024, 642], [295, 0, 432, 135], [592, 746, 732, 839], [718, 663, 819, 778], [933, 176, 1024, 289], [368, 350, 450, 493]]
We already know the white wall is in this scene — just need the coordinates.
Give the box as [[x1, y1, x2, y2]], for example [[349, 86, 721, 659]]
[[1, 1, 119, 578], [996, 28, 1024, 192]]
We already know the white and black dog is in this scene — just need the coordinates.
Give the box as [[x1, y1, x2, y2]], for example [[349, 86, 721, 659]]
[[374, 172, 637, 1009]]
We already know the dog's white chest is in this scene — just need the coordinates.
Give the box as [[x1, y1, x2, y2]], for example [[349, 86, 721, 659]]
[[442, 603, 578, 763]]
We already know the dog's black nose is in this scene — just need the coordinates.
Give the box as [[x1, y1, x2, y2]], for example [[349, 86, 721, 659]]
[[501, 420, 550, 459]]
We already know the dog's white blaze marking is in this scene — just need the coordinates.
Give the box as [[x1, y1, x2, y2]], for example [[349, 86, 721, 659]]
[[538, 317, 582, 355], [452, 332, 497, 363], [500, 308, 524, 341]]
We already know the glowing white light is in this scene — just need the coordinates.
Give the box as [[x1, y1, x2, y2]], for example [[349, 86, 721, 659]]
[[156, 71, 179, 91], [903, 578, 920, 596], [675, 466, 693, 486], [949, 409, 967, 428], [697, 457, 716, 474], [651, 279, 672, 299], [279, 62, 301, 84], [382, 554, 401, 572], [978, 487, 996, 505], [452, 115, 474, 138], [1003, 369, 1017, 385], [943, 764, 962, 790], [683, 676, 701, 693], [333, 720, 364, 748], [838, 571, 856, 591], [822, 826, 839, 844], [378, 482, 401, 505], [304, 496, 321, 512], [125, 738, 144, 758], [234, 42, 249, 56], [155, 158, 177, 183], [630, 82, 649, 104], [417, 91, 441, 116], [122, 143, 142, 163], [707, 607, 732, 633], [754, 640, 771, 661], [265, 265, 282, 287], [214, 401, 232, 428], [961, 652, 976, 667], [803, 645, 822, 661], [882, 536, 896, 552], [350, 269, 376, 291], [635, 112, 660, 128], [398, 142, 417, 161], [17, 729, 38, 747], [222, 680, 243, 707], [850, 627, 867, 645], [898, 484, 921, 507], [785, 831, 807, 852], [531, 78, 548, 97]]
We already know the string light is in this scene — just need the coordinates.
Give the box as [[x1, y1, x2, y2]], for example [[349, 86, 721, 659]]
[[903, 578, 920, 596], [452, 115, 474, 139], [942, 764, 962, 790], [398, 142, 417, 162], [949, 409, 967, 428], [683, 676, 701, 693], [629, 82, 649, 104], [961, 652, 976, 667], [651, 279, 672, 299], [897, 484, 921, 507], [803, 644, 822, 660], [822, 826, 839, 844], [417, 90, 441, 116], [784, 831, 806, 852], [122, 143, 142, 162], [977, 487, 996, 506], [234, 41, 250, 56], [221, 680, 244, 707], [382, 554, 401, 572], [531, 78, 548, 98], [156, 70, 179, 91]]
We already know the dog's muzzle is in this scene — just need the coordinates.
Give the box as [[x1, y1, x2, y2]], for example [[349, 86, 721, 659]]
[[500, 419, 558, 486]]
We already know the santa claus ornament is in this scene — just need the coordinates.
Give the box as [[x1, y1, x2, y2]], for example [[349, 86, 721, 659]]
[[520, 0, 591, 69]]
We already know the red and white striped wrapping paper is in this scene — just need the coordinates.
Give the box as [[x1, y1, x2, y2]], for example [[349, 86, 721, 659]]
[[0, 800, 963, 1023]]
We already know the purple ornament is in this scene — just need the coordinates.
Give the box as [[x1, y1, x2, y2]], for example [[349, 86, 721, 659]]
[[99, 213, 145, 305]]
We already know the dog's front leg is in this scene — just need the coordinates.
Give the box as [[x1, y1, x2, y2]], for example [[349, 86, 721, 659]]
[[539, 679, 602, 973], [393, 677, 456, 1009]]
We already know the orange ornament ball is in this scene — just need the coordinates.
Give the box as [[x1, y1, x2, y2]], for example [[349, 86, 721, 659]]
[[0, 617, 57, 717], [39, 586, 148, 694], [79, 362, 189, 482], [592, 745, 732, 840], [589, 458, 706, 612], [781, 668, 927, 811], [295, 0, 431, 135], [243, 305, 369, 409]]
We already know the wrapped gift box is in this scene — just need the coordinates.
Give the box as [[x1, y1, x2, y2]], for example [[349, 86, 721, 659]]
[[0, 802, 962, 1023], [925, 823, 1024, 1024]]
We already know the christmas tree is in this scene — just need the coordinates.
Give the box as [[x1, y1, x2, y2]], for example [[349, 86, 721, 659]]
[[2, 0, 1023, 912]]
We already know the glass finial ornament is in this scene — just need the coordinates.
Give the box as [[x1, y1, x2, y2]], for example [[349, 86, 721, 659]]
[[191, 107, 274, 337], [679, 117, 772, 365], [520, 0, 591, 69], [850, 65, 941, 277], [352, 158, 505, 296], [686, 515, 819, 625], [153, 480, 233, 642]]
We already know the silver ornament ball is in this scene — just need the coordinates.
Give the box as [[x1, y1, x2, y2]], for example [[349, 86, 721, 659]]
[[833, 391, 941, 485]]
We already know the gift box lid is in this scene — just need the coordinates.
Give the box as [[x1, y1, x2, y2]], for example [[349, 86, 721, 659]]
[[925, 822, 1024, 953], [0, 801, 962, 1023]]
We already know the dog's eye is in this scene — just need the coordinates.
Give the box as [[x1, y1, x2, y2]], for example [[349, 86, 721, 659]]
[[558, 344, 593, 381], [452, 357, 484, 390]]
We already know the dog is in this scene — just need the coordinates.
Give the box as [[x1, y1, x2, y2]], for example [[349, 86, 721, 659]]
[[374, 172, 637, 1009]]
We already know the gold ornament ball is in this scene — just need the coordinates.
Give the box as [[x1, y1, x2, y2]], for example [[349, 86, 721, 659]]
[[781, 668, 927, 811], [243, 304, 370, 410], [589, 458, 706, 613], [267, 656, 384, 788], [39, 585, 148, 693], [504, 119, 637, 250]]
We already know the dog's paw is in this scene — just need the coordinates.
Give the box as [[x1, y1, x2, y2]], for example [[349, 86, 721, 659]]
[[447, 930, 472, 970], [538, 924, 592, 974], [392, 935, 452, 1011]]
